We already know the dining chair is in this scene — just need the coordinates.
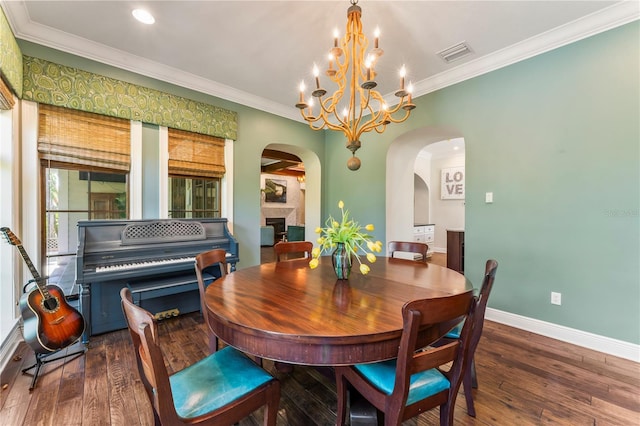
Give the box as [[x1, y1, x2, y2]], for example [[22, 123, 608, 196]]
[[120, 287, 281, 426], [388, 241, 429, 263], [194, 249, 228, 353], [335, 290, 476, 426], [439, 259, 498, 417], [274, 240, 313, 262]]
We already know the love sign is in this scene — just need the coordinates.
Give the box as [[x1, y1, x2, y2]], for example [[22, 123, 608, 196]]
[[441, 167, 465, 200]]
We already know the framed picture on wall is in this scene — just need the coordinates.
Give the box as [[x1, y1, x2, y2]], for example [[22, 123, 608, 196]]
[[264, 178, 287, 203], [441, 167, 465, 199]]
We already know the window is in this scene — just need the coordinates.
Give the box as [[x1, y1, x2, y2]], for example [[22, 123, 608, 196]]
[[167, 128, 224, 219], [38, 104, 130, 277], [44, 166, 128, 275], [168, 176, 220, 218]]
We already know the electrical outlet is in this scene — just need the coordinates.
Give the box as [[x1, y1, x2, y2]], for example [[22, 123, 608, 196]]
[[551, 292, 562, 305]]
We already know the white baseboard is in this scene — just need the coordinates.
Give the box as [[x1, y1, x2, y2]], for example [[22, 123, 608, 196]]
[[0, 320, 23, 374], [486, 308, 640, 363]]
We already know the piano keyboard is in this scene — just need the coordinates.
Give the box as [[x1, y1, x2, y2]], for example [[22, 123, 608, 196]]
[[96, 257, 194, 273], [95, 252, 232, 273]]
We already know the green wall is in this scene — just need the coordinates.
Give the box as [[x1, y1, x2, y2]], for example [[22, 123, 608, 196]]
[[142, 124, 160, 219], [17, 21, 639, 345], [323, 22, 639, 344]]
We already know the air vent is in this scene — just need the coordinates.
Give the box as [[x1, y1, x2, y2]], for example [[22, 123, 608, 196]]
[[437, 42, 473, 63]]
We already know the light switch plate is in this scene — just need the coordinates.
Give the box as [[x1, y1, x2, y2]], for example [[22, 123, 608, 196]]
[[485, 192, 493, 203]]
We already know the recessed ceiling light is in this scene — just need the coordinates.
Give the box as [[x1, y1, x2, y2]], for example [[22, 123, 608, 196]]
[[132, 9, 155, 25]]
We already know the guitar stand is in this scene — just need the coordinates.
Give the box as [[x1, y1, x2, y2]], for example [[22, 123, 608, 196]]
[[22, 346, 86, 391]]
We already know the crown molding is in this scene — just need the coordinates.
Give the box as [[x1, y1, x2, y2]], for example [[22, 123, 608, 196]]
[[410, 1, 640, 99], [3, 1, 638, 123]]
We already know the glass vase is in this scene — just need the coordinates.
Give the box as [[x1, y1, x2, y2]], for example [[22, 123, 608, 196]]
[[332, 242, 352, 280]]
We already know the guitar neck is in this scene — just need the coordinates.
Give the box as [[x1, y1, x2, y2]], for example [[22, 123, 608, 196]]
[[1, 227, 51, 299], [16, 244, 50, 298]]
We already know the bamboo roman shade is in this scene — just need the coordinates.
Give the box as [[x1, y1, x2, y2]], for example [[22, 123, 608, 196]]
[[168, 128, 225, 178], [0, 76, 15, 110], [38, 104, 130, 171]]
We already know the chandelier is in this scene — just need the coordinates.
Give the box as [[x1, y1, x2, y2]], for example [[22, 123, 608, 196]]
[[295, 0, 415, 171]]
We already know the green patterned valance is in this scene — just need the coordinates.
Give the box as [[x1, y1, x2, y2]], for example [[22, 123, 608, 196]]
[[22, 56, 237, 140], [0, 7, 23, 98]]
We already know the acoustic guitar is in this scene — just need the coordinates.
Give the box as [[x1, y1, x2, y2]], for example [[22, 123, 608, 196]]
[[1, 227, 85, 354]]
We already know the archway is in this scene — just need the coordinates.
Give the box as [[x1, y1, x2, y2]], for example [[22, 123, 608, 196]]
[[261, 143, 321, 246], [385, 126, 464, 251]]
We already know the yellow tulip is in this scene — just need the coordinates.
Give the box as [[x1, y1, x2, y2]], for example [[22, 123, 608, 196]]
[[365, 224, 375, 232], [338, 200, 344, 209], [317, 237, 325, 245], [315, 227, 322, 234], [332, 221, 340, 228], [312, 247, 321, 258], [367, 241, 375, 251], [359, 264, 370, 275], [309, 258, 319, 269], [366, 252, 377, 263]]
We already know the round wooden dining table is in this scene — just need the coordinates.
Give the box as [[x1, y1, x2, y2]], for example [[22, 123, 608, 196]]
[[204, 256, 472, 366]]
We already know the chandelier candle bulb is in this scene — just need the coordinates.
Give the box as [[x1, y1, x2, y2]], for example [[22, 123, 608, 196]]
[[299, 82, 305, 102], [374, 27, 380, 48], [400, 65, 406, 90], [334, 28, 339, 48], [313, 65, 320, 89]]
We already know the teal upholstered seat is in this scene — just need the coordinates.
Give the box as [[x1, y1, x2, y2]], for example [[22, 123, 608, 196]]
[[445, 321, 464, 339], [354, 360, 450, 406], [120, 287, 280, 425], [170, 346, 275, 419]]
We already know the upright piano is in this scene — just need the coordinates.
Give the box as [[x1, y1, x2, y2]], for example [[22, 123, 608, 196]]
[[75, 218, 238, 341]]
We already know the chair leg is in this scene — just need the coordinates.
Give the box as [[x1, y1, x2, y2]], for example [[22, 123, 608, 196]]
[[262, 382, 280, 426], [463, 360, 477, 417], [335, 373, 348, 426], [439, 401, 455, 426], [470, 357, 478, 388]]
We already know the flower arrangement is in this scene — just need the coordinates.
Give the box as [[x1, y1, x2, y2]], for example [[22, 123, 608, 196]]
[[309, 200, 382, 275]]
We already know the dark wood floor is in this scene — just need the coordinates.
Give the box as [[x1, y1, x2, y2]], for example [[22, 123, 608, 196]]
[[2, 251, 638, 425]]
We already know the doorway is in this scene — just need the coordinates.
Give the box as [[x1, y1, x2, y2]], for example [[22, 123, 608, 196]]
[[386, 127, 465, 255]]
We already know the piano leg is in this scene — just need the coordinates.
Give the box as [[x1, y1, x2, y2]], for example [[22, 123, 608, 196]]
[[80, 283, 91, 344]]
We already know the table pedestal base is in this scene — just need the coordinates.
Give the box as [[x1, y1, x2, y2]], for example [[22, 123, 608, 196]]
[[350, 391, 381, 425]]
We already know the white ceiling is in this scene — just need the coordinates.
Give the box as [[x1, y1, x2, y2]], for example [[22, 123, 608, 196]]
[[2, 1, 637, 122]]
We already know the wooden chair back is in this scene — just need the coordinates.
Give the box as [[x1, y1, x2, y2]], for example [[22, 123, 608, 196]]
[[120, 287, 280, 426], [335, 290, 475, 425], [469, 259, 498, 358], [120, 287, 181, 424], [195, 249, 227, 352], [274, 241, 313, 262], [388, 241, 429, 263]]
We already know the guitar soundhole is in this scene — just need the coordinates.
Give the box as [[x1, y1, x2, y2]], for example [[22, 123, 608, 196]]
[[41, 296, 60, 313]]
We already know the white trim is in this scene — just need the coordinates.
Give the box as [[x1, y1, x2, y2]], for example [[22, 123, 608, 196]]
[[129, 121, 143, 219], [158, 127, 169, 219], [486, 308, 640, 363], [3, 1, 637, 122], [0, 103, 19, 349], [222, 139, 234, 233], [20, 101, 41, 278], [0, 319, 22, 375]]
